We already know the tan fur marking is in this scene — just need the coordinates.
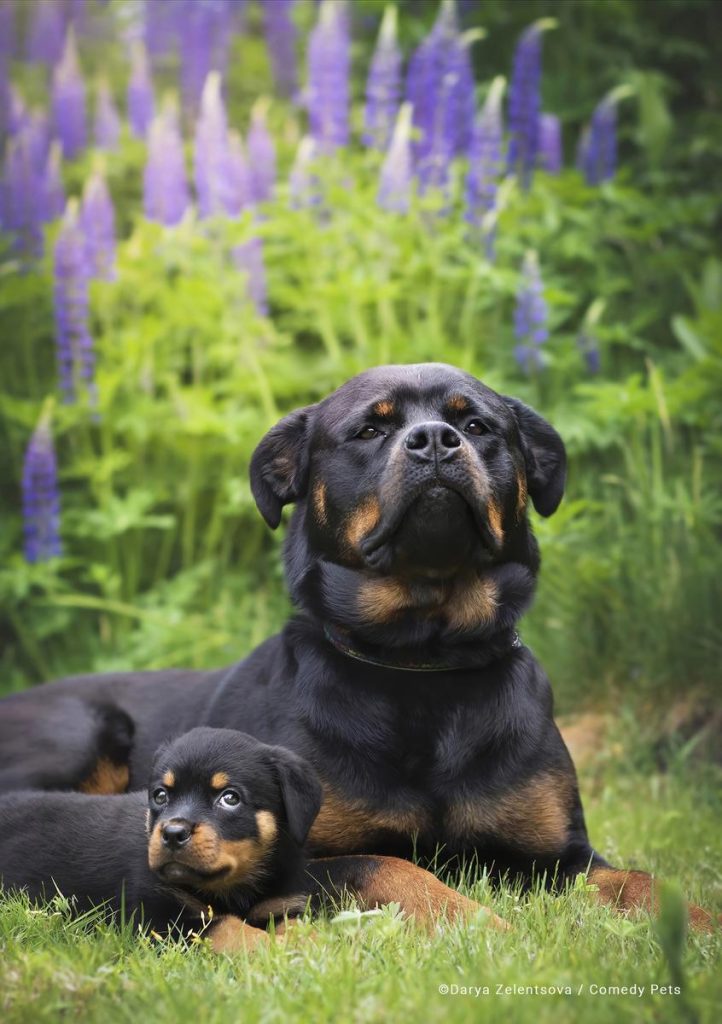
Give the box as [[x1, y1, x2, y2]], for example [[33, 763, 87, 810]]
[[309, 792, 430, 854], [345, 496, 381, 549], [210, 772, 229, 789], [357, 578, 414, 623], [372, 400, 394, 417], [207, 915, 270, 954], [447, 394, 470, 412], [486, 499, 504, 544], [587, 866, 714, 933], [312, 480, 328, 525], [516, 472, 528, 519], [162, 771, 175, 788], [445, 577, 498, 632], [446, 773, 571, 854], [310, 855, 507, 931], [79, 759, 129, 795]]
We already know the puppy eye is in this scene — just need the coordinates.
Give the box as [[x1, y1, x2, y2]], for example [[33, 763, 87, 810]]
[[217, 789, 242, 808], [356, 425, 381, 440], [464, 419, 487, 436], [152, 788, 168, 806]]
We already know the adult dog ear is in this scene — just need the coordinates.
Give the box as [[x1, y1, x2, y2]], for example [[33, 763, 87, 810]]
[[503, 397, 567, 517], [267, 746, 323, 846], [249, 406, 317, 529]]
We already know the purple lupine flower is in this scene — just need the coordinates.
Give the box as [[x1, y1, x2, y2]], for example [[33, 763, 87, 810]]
[[144, 0, 178, 58], [538, 112, 562, 173], [577, 331, 600, 373], [8, 85, 27, 136], [41, 142, 66, 222], [1, 130, 44, 257], [54, 200, 96, 404], [507, 19, 555, 189], [143, 104, 190, 226], [262, 0, 298, 99], [25, 108, 51, 170], [22, 411, 62, 563], [179, 0, 231, 118], [289, 136, 319, 209], [81, 170, 115, 280], [227, 130, 252, 215], [465, 76, 505, 259], [52, 28, 87, 159], [307, 0, 351, 152], [194, 71, 238, 218], [26, 0, 65, 66], [0, 1, 16, 59], [233, 237, 268, 316], [364, 5, 402, 151], [93, 80, 121, 150], [247, 104, 276, 204], [378, 101, 413, 213], [513, 251, 548, 373], [579, 96, 617, 185], [127, 42, 155, 139]]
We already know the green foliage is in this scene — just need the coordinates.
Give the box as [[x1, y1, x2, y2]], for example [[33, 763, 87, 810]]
[[1, 1, 721, 706]]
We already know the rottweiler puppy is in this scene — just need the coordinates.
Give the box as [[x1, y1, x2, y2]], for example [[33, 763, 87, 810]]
[[0, 364, 712, 930], [0, 727, 323, 951]]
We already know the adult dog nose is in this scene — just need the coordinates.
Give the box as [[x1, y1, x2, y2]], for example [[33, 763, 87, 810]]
[[162, 820, 192, 848], [404, 422, 462, 463]]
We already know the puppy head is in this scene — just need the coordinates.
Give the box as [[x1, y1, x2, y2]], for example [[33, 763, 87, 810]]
[[250, 363, 565, 582], [146, 728, 322, 896]]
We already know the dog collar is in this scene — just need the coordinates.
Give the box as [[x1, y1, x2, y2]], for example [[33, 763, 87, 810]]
[[322, 623, 522, 673]]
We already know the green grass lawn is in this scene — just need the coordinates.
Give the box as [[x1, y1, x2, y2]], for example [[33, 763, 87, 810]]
[[1, 732, 720, 1024]]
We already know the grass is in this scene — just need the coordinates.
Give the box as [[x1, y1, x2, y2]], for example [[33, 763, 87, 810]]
[[1, 731, 720, 1024]]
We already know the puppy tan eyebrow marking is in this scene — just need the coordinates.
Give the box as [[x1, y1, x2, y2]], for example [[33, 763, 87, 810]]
[[447, 394, 470, 412], [162, 771, 175, 788], [371, 400, 394, 418], [211, 771, 230, 789]]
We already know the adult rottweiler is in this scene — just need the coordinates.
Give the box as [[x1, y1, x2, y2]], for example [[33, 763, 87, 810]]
[[0, 364, 711, 930]]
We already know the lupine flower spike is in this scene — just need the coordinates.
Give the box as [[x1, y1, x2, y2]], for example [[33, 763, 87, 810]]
[[263, 0, 298, 99], [128, 42, 155, 139], [514, 250, 548, 374], [538, 112, 562, 173], [465, 76, 505, 259], [234, 237, 268, 317], [27, 0, 65, 66], [378, 102, 414, 213], [143, 101, 190, 226], [52, 28, 87, 159], [364, 6, 402, 151], [307, 0, 351, 152], [507, 19, 556, 189], [81, 168, 116, 281], [247, 101, 277, 205], [22, 404, 62, 564], [54, 200, 96, 404], [1, 132, 44, 259], [94, 80, 121, 150], [578, 87, 631, 185], [42, 143, 66, 223], [289, 136, 319, 209], [194, 71, 235, 219]]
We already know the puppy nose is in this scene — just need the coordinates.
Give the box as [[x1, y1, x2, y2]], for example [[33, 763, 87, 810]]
[[162, 820, 192, 848], [404, 422, 462, 463]]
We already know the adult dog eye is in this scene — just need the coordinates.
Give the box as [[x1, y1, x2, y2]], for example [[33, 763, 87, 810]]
[[152, 788, 168, 806], [356, 425, 381, 440], [218, 789, 242, 808], [465, 419, 487, 436]]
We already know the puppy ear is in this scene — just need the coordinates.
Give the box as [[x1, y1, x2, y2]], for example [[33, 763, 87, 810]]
[[267, 746, 323, 846], [503, 397, 567, 517], [249, 406, 316, 529]]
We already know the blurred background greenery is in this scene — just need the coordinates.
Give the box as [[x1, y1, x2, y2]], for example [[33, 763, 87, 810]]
[[1, 0, 720, 722]]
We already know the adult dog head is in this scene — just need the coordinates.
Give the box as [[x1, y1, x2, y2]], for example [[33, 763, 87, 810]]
[[250, 364, 565, 657]]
